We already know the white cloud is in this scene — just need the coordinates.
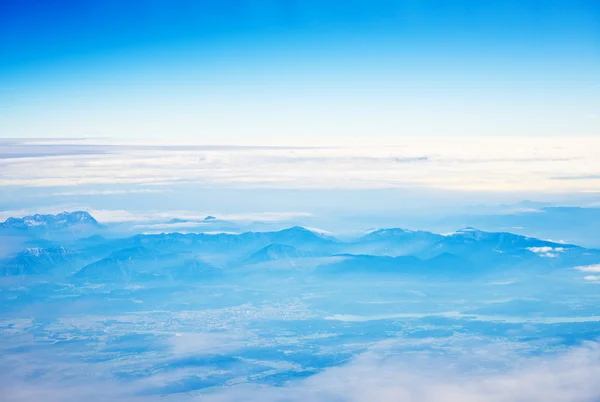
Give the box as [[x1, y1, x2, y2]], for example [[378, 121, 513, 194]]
[[194, 341, 600, 402], [574, 264, 600, 273], [583, 275, 600, 281], [1, 137, 600, 192], [50, 189, 171, 196], [9, 340, 600, 402], [527, 246, 565, 258], [3, 327, 600, 402], [88, 209, 311, 223]]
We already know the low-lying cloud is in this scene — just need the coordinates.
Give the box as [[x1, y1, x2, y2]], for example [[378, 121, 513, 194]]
[[3, 340, 600, 402]]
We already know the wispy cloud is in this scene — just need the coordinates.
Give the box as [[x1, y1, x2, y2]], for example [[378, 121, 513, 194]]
[[552, 175, 600, 181], [50, 189, 171, 196]]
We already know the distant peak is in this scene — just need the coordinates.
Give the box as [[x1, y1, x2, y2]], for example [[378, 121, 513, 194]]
[[262, 243, 299, 252], [0, 211, 98, 228], [66, 211, 97, 222], [279, 226, 312, 233], [245, 243, 313, 264], [300, 226, 332, 235], [446, 227, 487, 239], [277, 226, 331, 236], [270, 226, 333, 242], [22, 247, 71, 257], [457, 227, 482, 233], [363, 228, 414, 238], [204, 216, 217, 221], [168, 218, 188, 224]]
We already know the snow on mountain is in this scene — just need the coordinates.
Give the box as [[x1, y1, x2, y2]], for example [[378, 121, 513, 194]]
[[0, 211, 99, 230]]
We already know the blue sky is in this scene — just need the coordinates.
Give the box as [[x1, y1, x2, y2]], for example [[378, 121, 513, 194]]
[[1, 0, 599, 140]]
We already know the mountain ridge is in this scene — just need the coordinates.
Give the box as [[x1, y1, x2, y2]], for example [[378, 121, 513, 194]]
[[0, 211, 99, 230]]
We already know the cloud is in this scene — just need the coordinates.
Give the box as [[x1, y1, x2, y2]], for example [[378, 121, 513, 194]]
[[202, 341, 600, 402], [88, 209, 312, 223], [527, 246, 565, 258], [583, 275, 600, 281], [1, 137, 600, 192], [0, 140, 108, 159], [50, 189, 171, 196], [6, 340, 600, 402], [574, 264, 600, 273], [552, 175, 600, 181]]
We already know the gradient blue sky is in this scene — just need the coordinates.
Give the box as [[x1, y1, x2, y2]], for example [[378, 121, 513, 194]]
[[1, 0, 599, 141]]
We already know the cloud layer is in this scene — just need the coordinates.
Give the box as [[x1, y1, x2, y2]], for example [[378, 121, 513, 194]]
[[1, 137, 600, 192]]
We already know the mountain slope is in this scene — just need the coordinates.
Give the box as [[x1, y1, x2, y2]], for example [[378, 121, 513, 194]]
[[243, 244, 318, 265], [351, 228, 443, 256], [0, 247, 79, 276], [72, 246, 161, 281], [72, 246, 221, 282]]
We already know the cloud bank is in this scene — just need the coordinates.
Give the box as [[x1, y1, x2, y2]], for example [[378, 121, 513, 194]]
[[1, 137, 599, 193]]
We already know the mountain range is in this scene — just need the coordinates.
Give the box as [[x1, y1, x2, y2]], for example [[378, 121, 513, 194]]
[[1, 211, 598, 280]]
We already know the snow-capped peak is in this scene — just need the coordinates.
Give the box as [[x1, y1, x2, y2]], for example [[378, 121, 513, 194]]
[[0, 211, 99, 229]]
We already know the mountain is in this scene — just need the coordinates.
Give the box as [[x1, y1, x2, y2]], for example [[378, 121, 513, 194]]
[[105, 226, 336, 263], [352, 228, 443, 256], [318, 252, 475, 277], [243, 244, 317, 265], [0, 247, 79, 276], [72, 246, 161, 281], [360, 228, 439, 241], [318, 254, 423, 275], [162, 258, 222, 280], [0, 211, 99, 231], [423, 252, 475, 273], [422, 227, 578, 263], [2, 214, 597, 280], [438, 206, 600, 248], [441, 227, 563, 248], [263, 226, 335, 247], [315, 225, 590, 276], [72, 246, 221, 282], [349, 226, 579, 261]]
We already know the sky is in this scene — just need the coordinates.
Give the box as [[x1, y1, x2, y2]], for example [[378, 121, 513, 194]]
[[1, 1, 600, 222], [1, 0, 599, 141]]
